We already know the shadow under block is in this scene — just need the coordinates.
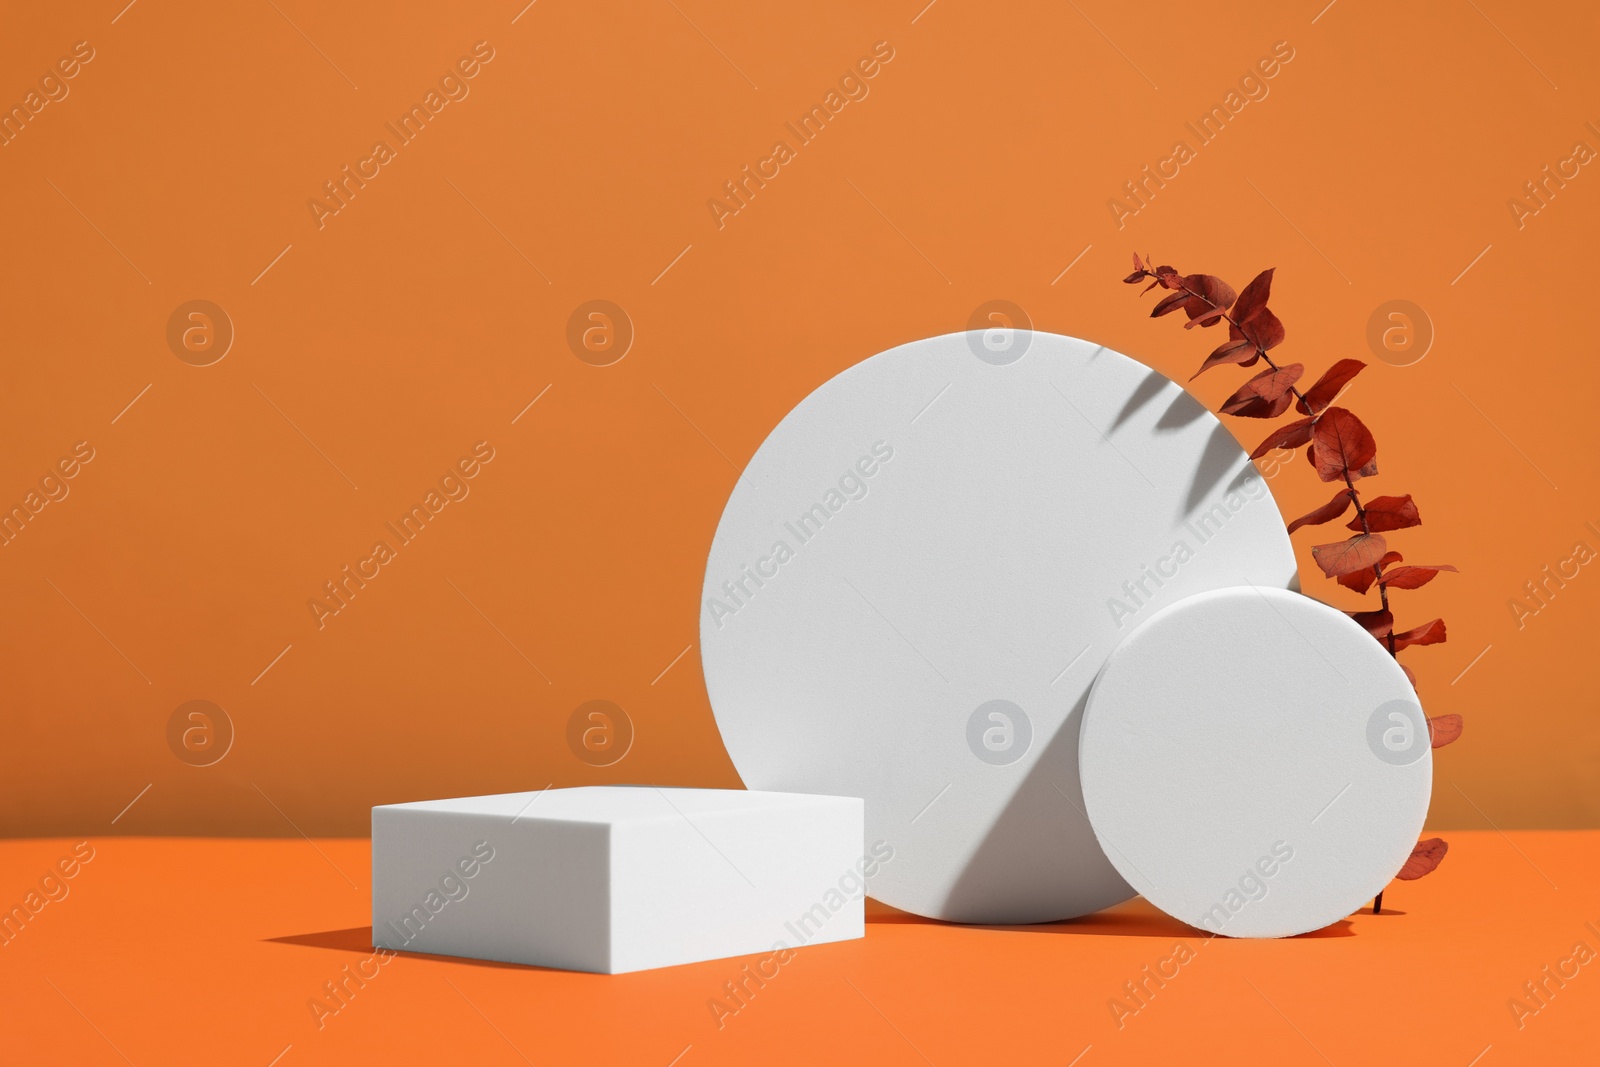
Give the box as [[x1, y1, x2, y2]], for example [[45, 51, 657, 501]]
[[372, 786, 866, 973]]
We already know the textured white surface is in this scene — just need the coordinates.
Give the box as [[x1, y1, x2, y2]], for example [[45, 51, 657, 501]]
[[372, 786, 866, 973], [1080, 586, 1432, 937], [700, 331, 1298, 922]]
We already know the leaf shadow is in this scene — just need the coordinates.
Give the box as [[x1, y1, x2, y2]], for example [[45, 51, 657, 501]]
[[1183, 422, 1247, 517], [1156, 388, 1208, 432], [1109, 369, 1171, 432]]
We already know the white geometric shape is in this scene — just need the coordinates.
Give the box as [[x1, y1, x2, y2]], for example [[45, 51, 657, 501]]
[[700, 331, 1298, 923], [372, 787, 868, 973], [1080, 586, 1432, 938]]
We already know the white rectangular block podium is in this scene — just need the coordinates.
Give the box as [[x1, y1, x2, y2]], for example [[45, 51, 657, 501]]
[[372, 786, 865, 973]]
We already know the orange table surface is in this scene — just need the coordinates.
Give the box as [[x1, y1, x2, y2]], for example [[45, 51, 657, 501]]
[[3, 831, 1597, 1065]]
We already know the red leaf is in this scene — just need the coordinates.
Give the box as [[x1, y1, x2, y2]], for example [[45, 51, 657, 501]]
[[1123, 270, 1146, 284], [1296, 359, 1366, 415], [1232, 268, 1274, 324], [1379, 564, 1458, 590], [1338, 569, 1375, 594], [1427, 714, 1463, 748], [1226, 392, 1295, 419], [1248, 363, 1303, 399], [1236, 305, 1285, 351], [1132, 252, 1144, 271], [1192, 331, 1259, 379], [1310, 408, 1378, 483], [1348, 608, 1394, 638], [1221, 364, 1304, 418], [1286, 488, 1354, 534], [1395, 838, 1448, 880], [1338, 550, 1401, 593], [1393, 618, 1446, 651], [1312, 532, 1389, 577], [1184, 305, 1229, 328], [1353, 494, 1420, 532], [1151, 291, 1189, 318], [1177, 273, 1237, 327], [1250, 416, 1317, 460]]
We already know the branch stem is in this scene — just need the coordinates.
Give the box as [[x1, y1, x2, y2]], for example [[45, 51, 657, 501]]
[[1342, 469, 1397, 657]]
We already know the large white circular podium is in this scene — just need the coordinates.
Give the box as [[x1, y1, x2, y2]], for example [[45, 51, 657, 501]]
[[700, 331, 1298, 923]]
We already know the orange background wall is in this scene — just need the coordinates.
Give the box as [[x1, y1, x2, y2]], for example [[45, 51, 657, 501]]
[[2, 1, 1595, 836]]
